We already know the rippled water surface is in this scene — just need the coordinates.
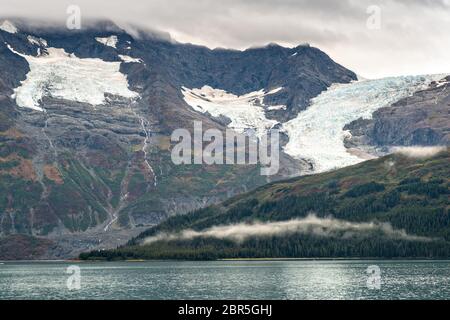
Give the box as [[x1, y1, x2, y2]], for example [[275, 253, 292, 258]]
[[1, 260, 449, 300]]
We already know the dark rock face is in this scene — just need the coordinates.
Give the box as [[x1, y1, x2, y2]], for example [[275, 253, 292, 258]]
[[0, 20, 357, 258], [161, 43, 356, 122], [346, 76, 450, 149]]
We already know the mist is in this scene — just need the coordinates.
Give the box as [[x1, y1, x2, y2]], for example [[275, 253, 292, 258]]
[[392, 146, 447, 158], [143, 214, 433, 245]]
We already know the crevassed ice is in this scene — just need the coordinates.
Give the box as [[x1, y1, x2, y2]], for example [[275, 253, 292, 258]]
[[182, 86, 283, 138], [95, 36, 118, 48], [7, 44, 138, 111], [283, 75, 446, 173]]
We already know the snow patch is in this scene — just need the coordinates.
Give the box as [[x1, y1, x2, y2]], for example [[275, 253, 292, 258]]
[[435, 78, 450, 88], [6, 44, 139, 111], [119, 54, 143, 64], [0, 20, 18, 34], [283, 75, 446, 173], [267, 105, 287, 111], [27, 36, 48, 47], [95, 36, 118, 48], [182, 86, 283, 138]]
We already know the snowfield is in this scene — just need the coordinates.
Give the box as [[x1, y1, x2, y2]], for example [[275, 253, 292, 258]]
[[6, 44, 139, 111], [182, 86, 283, 138], [283, 75, 446, 173]]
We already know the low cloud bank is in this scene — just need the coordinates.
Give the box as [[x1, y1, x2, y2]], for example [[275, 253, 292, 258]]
[[392, 146, 447, 158], [143, 215, 433, 245]]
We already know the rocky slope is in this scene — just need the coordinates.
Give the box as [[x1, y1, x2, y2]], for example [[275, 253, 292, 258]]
[[1, 19, 449, 259], [81, 148, 450, 260], [0, 19, 358, 258]]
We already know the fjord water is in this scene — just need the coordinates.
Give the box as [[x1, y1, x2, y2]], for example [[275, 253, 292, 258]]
[[1, 260, 449, 300]]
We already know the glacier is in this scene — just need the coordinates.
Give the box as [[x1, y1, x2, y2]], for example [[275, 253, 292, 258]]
[[283, 75, 446, 173], [182, 85, 283, 138], [6, 44, 139, 111], [183, 75, 446, 174]]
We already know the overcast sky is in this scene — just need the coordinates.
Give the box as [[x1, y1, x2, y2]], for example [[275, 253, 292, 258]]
[[2, 0, 450, 78]]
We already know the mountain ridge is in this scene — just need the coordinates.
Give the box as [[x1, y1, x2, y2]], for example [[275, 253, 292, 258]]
[[80, 148, 450, 260], [0, 19, 357, 258], [1, 19, 449, 260]]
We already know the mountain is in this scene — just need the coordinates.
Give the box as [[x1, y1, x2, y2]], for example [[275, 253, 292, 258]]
[[0, 19, 449, 259], [80, 148, 450, 260], [0, 19, 358, 258]]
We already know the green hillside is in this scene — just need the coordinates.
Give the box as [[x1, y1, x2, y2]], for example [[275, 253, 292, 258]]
[[80, 149, 450, 260]]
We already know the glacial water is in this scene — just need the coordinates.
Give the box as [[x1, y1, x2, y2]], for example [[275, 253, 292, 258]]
[[1, 260, 449, 300]]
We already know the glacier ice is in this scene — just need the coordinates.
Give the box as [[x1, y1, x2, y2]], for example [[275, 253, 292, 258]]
[[183, 75, 447, 175], [6, 44, 139, 111], [283, 75, 447, 173], [182, 86, 283, 138]]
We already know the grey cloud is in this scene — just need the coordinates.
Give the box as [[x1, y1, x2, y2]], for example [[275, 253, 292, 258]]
[[1, 0, 450, 78], [143, 214, 435, 244]]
